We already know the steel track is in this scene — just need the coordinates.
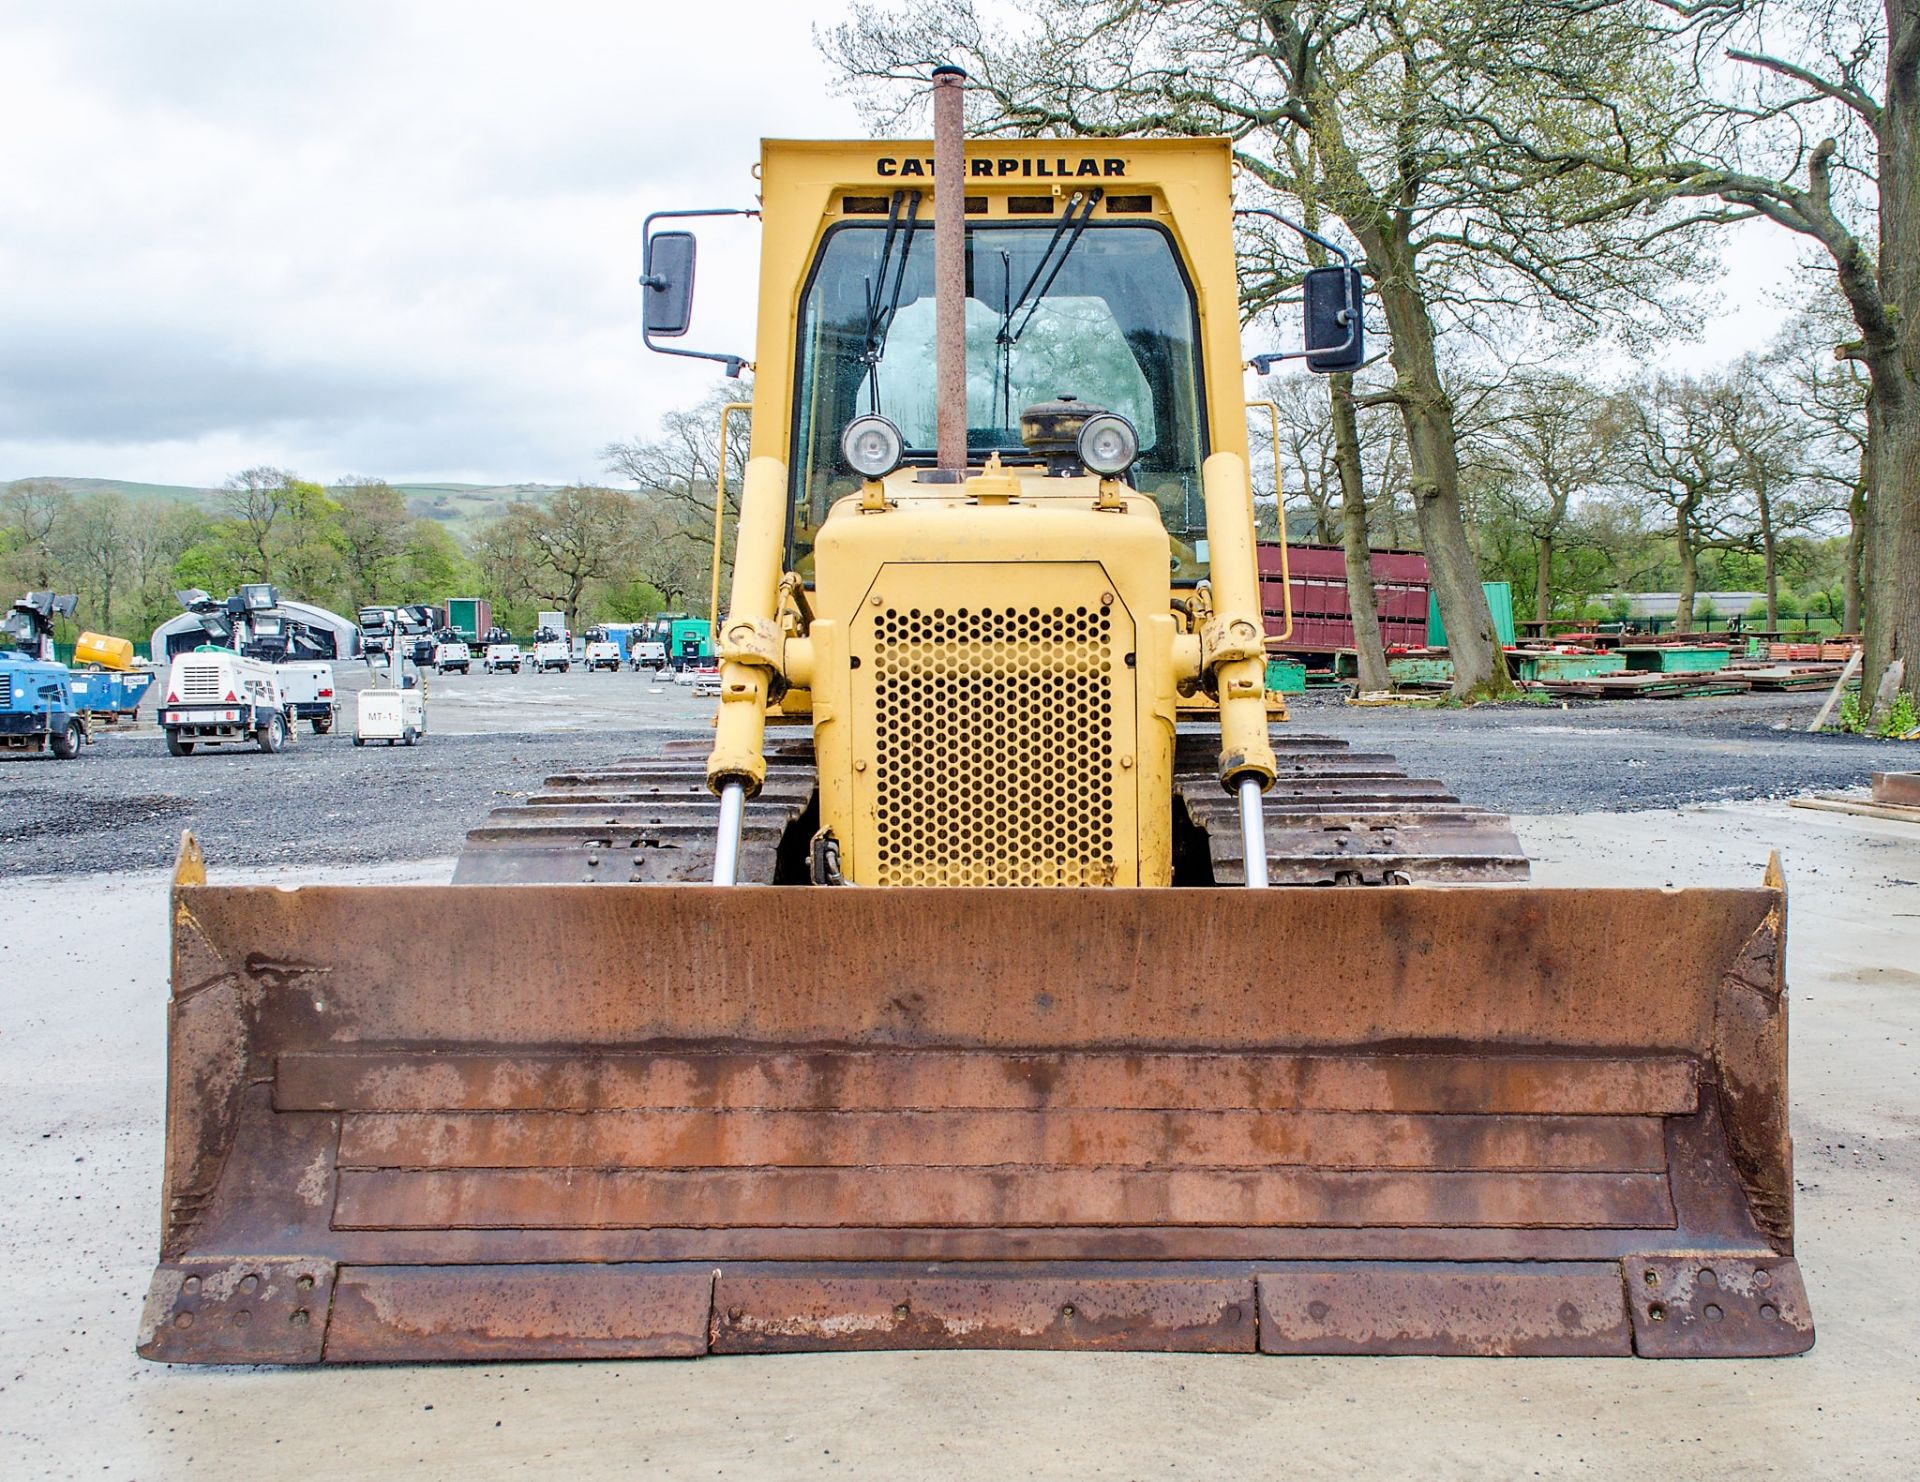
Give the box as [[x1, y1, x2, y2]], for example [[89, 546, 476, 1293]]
[[453, 728, 1526, 885]]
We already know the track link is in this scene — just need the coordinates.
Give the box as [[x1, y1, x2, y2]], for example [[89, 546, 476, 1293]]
[[1171, 730, 1528, 885], [452, 739, 814, 884], [455, 728, 1525, 886]]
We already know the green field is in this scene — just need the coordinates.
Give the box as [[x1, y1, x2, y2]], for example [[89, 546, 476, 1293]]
[[12, 476, 567, 542]]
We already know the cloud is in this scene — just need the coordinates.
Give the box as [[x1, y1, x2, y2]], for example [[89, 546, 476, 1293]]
[[0, 1, 862, 485], [0, 2, 1814, 488]]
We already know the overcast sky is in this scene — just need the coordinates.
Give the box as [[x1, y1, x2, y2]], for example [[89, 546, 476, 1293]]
[[0, 1, 1810, 489]]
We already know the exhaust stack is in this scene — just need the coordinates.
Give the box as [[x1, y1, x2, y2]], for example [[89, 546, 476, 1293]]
[[932, 64, 967, 473]]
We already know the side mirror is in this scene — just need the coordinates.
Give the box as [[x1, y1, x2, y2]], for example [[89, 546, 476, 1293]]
[[1303, 266, 1365, 373], [641, 231, 697, 338]]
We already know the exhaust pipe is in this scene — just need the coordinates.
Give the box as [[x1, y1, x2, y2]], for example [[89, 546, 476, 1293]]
[[932, 63, 967, 474]]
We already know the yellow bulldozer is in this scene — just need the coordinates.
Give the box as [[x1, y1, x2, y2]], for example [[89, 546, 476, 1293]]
[[141, 69, 1810, 1362]]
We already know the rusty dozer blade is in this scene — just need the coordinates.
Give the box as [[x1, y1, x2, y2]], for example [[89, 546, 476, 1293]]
[[141, 840, 1810, 1362]]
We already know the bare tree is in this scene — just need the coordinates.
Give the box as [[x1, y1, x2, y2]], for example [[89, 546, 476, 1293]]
[[1768, 300, 1872, 631], [481, 486, 646, 632], [1258, 374, 1340, 545], [826, 0, 1726, 696], [127, 504, 215, 633], [1485, 372, 1620, 625], [1515, 0, 1917, 701], [1713, 358, 1835, 630], [1329, 375, 1391, 691], [604, 383, 754, 616], [55, 492, 133, 631], [220, 467, 295, 582], [2, 479, 74, 591], [1619, 376, 1743, 632]]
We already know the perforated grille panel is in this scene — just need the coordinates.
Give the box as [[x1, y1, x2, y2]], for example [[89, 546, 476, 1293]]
[[870, 599, 1120, 886], [179, 662, 223, 701]]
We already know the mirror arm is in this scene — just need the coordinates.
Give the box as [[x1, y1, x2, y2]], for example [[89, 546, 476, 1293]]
[[640, 207, 760, 378], [1236, 207, 1362, 373]]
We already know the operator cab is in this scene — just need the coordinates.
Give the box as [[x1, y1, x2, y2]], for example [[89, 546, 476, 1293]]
[[787, 205, 1209, 580]]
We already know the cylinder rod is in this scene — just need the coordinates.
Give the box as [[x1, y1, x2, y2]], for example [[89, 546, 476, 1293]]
[[713, 781, 745, 886], [932, 63, 967, 473], [1238, 775, 1269, 889]]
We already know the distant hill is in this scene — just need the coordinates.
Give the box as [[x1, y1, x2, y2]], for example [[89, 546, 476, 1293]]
[[19, 476, 216, 503], [9, 477, 569, 542], [391, 482, 566, 537]]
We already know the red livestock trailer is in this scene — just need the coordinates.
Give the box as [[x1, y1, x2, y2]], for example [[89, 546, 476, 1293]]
[[1259, 542, 1431, 654]]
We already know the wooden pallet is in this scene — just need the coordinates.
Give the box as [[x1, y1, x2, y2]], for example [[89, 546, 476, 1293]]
[[1526, 673, 1752, 700]]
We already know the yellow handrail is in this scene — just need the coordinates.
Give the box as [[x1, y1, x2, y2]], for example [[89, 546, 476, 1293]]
[[1245, 399, 1293, 644], [710, 400, 754, 646]]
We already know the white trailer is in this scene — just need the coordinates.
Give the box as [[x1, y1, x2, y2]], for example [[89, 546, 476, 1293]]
[[158, 650, 293, 755], [532, 611, 571, 673], [583, 626, 622, 672], [354, 684, 425, 746], [354, 604, 431, 747]]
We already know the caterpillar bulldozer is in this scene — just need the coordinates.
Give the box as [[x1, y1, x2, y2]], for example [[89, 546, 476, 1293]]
[[141, 70, 1810, 1363]]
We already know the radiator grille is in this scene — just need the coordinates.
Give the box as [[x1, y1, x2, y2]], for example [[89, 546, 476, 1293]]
[[0, 673, 11, 707], [179, 662, 223, 701], [872, 603, 1116, 886]]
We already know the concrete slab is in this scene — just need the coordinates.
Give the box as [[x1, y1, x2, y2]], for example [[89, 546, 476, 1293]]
[[2, 806, 1915, 1480], [346, 662, 720, 736]]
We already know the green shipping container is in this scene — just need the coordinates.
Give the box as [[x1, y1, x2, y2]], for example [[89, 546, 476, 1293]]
[[1264, 658, 1306, 694], [1387, 655, 1456, 686], [445, 597, 492, 643], [1426, 582, 1516, 648], [1620, 645, 1730, 674], [1506, 651, 1626, 682]]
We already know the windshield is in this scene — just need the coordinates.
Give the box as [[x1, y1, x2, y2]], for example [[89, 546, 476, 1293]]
[[789, 217, 1207, 577]]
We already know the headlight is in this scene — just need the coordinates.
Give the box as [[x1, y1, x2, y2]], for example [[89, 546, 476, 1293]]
[[841, 414, 905, 478], [1077, 412, 1138, 476]]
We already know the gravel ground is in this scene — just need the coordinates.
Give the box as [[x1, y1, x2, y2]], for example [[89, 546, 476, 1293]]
[[0, 727, 701, 878], [2, 684, 1910, 878], [1285, 688, 1915, 812]]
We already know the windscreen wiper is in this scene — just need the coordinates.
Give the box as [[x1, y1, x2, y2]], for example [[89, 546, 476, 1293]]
[[994, 188, 1103, 427], [857, 189, 922, 414], [997, 187, 1103, 348]]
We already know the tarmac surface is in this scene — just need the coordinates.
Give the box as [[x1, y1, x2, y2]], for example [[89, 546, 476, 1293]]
[[1, 666, 1912, 877], [2, 801, 1916, 1479]]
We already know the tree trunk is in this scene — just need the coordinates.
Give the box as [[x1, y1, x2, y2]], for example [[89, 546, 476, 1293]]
[[1844, 467, 1867, 634], [1372, 266, 1511, 697], [1674, 517, 1697, 634], [1860, 0, 1918, 702], [1758, 491, 1778, 630], [1330, 376, 1390, 693], [1535, 534, 1554, 626], [1863, 382, 1918, 706]]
